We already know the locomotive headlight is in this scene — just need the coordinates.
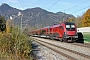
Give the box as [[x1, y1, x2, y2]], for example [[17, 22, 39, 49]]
[[64, 32, 69, 38], [75, 33, 78, 36], [64, 32, 68, 36], [75, 32, 78, 38], [64, 32, 67, 35]]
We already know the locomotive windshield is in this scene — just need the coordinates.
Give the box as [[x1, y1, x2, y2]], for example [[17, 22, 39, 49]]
[[65, 22, 75, 31]]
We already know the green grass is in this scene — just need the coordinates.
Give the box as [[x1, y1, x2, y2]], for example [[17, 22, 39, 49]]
[[83, 33, 90, 42]]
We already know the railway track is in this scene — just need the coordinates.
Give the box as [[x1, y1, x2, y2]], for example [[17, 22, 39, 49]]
[[72, 42, 90, 48], [39, 36, 90, 48], [33, 37, 90, 60]]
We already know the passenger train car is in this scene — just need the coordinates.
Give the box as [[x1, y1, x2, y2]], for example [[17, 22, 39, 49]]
[[29, 22, 83, 43]]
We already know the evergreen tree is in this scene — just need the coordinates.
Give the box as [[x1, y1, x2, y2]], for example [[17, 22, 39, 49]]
[[0, 15, 6, 32]]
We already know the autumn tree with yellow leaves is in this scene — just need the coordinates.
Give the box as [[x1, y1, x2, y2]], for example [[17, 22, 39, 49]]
[[6, 19, 13, 33], [82, 9, 90, 27], [65, 9, 90, 27]]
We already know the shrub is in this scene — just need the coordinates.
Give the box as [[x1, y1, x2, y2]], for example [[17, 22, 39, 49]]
[[0, 26, 33, 60]]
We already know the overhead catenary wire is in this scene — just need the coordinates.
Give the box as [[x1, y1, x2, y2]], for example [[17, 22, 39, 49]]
[[21, 0, 26, 8], [59, 0, 90, 17], [48, 0, 59, 10], [71, 5, 90, 13], [61, 0, 89, 11], [17, 0, 25, 9], [45, 0, 53, 7]]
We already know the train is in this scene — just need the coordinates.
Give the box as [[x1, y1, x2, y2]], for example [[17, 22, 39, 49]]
[[29, 22, 84, 43]]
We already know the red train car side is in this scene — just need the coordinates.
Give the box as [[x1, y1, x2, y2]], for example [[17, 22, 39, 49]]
[[29, 22, 79, 42]]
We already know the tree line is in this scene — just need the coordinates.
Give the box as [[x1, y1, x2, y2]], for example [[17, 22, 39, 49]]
[[67, 9, 90, 28]]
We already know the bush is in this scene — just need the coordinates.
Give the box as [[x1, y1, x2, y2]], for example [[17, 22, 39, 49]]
[[0, 26, 33, 60]]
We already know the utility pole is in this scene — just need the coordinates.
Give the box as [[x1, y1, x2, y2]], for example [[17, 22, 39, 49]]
[[17, 12, 23, 50], [21, 14, 22, 32], [18, 12, 23, 33], [63, 10, 65, 22], [36, 12, 40, 29]]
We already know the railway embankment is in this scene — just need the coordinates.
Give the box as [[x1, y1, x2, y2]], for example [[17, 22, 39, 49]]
[[32, 37, 90, 60]]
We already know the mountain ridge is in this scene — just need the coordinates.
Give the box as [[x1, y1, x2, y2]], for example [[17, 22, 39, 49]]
[[0, 3, 75, 28]]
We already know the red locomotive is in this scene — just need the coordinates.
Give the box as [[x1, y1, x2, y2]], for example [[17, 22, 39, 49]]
[[29, 22, 80, 42]]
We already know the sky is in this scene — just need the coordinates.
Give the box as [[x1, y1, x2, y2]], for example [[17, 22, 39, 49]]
[[0, 0, 90, 17]]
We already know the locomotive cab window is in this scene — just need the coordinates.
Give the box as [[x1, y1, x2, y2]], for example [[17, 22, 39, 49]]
[[66, 24, 75, 31], [66, 25, 70, 28], [71, 25, 75, 30], [71, 25, 75, 28]]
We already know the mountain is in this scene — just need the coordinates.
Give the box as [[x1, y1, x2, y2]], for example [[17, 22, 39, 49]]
[[0, 3, 21, 18], [0, 3, 75, 28]]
